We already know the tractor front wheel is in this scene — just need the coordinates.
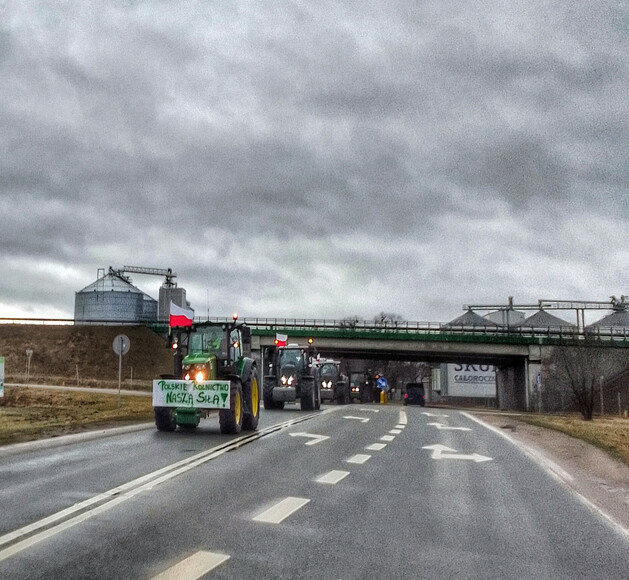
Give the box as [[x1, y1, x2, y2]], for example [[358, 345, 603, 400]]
[[154, 407, 176, 432], [243, 369, 260, 431], [219, 381, 243, 434]]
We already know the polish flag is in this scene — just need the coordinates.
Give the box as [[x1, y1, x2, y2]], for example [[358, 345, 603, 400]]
[[275, 333, 288, 347], [169, 302, 194, 327]]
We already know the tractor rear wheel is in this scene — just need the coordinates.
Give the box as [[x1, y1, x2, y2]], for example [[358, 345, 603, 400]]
[[154, 407, 176, 432], [300, 379, 315, 411], [219, 381, 243, 434], [243, 368, 260, 431]]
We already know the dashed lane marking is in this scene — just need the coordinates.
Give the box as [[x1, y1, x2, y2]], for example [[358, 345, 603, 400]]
[[395, 425, 405, 429], [390, 429, 402, 434], [317, 470, 350, 484], [366, 443, 387, 451], [253, 497, 310, 524], [380, 435, 395, 442], [151, 551, 230, 580], [399, 411, 408, 425], [346, 454, 371, 464]]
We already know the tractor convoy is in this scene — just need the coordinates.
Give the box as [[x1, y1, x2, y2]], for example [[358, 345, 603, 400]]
[[153, 323, 383, 434]]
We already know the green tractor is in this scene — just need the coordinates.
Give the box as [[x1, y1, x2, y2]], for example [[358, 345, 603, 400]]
[[153, 316, 260, 434]]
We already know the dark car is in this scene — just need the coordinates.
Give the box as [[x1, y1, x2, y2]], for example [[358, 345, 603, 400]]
[[403, 382, 425, 406]]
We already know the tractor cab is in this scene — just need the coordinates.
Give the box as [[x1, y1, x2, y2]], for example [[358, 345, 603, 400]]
[[181, 322, 248, 382]]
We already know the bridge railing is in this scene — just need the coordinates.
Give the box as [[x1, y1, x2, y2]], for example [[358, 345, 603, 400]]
[[2, 317, 628, 343]]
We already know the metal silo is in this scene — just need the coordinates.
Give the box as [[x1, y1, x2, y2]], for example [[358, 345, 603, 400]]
[[74, 268, 158, 324]]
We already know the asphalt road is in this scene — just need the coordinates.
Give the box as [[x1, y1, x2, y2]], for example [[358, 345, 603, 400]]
[[0, 404, 627, 579]]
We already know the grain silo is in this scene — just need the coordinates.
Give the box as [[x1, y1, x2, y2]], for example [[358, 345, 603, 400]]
[[74, 267, 158, 324]]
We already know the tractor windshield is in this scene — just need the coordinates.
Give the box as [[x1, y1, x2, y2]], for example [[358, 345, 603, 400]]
[[278, 348, 304, 372], [319, 363, 338, 378], [188, 326, 227, 356]]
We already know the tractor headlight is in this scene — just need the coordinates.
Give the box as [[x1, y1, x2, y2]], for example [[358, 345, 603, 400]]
[[281, 375, 294, 386], [195, 370, 206, 382]]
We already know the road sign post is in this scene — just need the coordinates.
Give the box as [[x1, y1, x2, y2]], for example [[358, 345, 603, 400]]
[[113, 335, 130, 408], [25, 349, 33, 385]]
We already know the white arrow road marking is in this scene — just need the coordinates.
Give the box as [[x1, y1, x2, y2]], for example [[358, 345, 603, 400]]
[[422, 412, 450, 417], [317, 470, 350, 484], [422, 444, 493, 463], [289, 432, 330, 445], [427, 422, 471, 431], [343, 416, 370, 423], [346, 454, 371, 464], [151, 551, 230, 580], [380, 435, 395, 442], [253, 497, 310, 524], [366, 443, 387, 451]]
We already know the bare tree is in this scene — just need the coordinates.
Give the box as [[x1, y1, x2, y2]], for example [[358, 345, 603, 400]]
[[373, 312, 405, 326], [339, 315, 361, 329], [544, 342, 629, 420]]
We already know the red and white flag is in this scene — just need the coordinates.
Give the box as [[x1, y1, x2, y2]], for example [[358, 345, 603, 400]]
[[275, 333, 288, 347], [169, 302, 194, 327]]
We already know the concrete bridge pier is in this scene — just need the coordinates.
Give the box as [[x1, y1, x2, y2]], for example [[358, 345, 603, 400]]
[[496, 362, 527, 411]]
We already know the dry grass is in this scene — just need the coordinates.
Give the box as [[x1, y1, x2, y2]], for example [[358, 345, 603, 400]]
[[518, 413, 629, 466], [0, 386, 154, 446]]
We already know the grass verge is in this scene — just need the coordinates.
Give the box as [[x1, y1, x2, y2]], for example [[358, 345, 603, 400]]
[[516, 413, 629, 466], [0, 386, 154, 447]]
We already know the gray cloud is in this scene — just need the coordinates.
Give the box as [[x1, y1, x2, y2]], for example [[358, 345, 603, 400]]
[[1, 0, 627, 321]]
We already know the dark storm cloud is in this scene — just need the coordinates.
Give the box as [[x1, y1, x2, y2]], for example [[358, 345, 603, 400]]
[[1, 0, 627, 319]]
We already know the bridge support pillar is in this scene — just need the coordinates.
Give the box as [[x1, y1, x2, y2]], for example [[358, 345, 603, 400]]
[[496, 362, 527, 411]]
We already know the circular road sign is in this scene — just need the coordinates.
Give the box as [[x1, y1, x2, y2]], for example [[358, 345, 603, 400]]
[[113, 334, 131, 356]]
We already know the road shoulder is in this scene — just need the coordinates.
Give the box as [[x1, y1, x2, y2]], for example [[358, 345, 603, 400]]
[[468, 411, 629, 538]]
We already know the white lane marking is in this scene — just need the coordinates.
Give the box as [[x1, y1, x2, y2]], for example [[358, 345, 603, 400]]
[[253, 497, 310, 524], [460, 412, 572, 482], [346, 454, 371, 464], [422, 444, 493, 463], [461, 411, 629, 541], [399, 411, 408, 424], [357, 408, 380, 412], [151, 551, 230, 580], [422, 412, 449, 417], [380, 435, 395, 442], [389, 429, 402, 434], [317, 470, 350, 484], [0, 414, 318, 561], [289, 432, 330, 446], [343, 416, 370, 423], [366, 443, 387, 451], [395, 425, 405, 429], [427, 422, 471, 431]]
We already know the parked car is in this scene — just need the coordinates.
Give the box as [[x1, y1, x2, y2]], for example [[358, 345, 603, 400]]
[[403, 382, 425, 406]]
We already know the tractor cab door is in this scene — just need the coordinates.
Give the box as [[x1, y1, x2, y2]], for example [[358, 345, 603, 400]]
[[229, 328, 242, 362]]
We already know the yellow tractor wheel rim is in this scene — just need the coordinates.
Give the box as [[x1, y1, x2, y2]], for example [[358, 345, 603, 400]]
[[235, 389, 242, 423], [251, 376, 259, 416]]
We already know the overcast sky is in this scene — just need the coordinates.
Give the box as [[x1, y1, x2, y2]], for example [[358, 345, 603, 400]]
[[1, 1, 627, 323]]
